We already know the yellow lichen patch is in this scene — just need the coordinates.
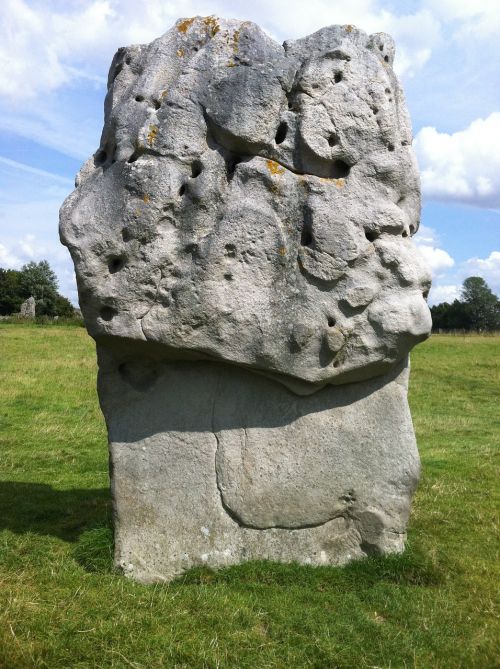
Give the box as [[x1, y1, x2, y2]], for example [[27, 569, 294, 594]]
[[232, 28, 240, 53], [176, 48, 185, 57], [160, 89, 168, 99], [203, 16, 220, 37], [177, 17, 195, 34], [266, 159, 285, 176], [278, 247, 287, 256], [142, 194, 150, 204], [226, 61, 236, 67], [147, 125, 158, 147], [344, 24, 354, 32]]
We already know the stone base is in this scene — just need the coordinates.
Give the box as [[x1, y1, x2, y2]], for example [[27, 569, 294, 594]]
[[97, 344, 419, 583]]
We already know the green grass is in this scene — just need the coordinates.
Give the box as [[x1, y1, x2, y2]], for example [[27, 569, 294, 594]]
[[0, 325, 498, 669]]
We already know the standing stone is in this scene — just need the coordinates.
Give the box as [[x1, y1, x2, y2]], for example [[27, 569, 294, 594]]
[[19, 296, 36, 319], [60, 17, 432, 582]]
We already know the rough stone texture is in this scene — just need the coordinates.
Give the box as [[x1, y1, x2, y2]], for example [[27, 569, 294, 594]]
[[60, 17, 431, 582], [19, 296, 35, 318]]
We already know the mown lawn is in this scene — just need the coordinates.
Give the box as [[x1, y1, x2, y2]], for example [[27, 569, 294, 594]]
[[0, 325, 498, 668]]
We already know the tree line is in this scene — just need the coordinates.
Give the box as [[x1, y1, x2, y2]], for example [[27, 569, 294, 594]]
[[431, 277, 500, 332], [0, 261, 75, 317], [1, 261, 498, 330]]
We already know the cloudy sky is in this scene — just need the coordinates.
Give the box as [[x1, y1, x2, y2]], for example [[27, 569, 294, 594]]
[[0, 0, 499, 305]]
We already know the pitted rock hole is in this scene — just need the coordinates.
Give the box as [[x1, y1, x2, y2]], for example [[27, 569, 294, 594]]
[[275, 121, 288, 144], [99, 306, 116, 321], [108, 256, 125, 273]]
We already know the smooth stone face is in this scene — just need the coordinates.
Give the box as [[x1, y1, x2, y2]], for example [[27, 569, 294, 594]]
[[60, 16, 431, 392], [60, 17, 430, 582], [98, 345, 418, 583]]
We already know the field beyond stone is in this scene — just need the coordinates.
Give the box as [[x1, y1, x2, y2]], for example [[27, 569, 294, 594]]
[[0, 326, 498, 669]]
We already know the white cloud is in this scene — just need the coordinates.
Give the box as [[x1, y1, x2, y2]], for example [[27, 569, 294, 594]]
[[423, 0, 500, 37], [0, 156, 77, 303], [0, 0, 442, 103], [428, 283, 461, 305], [0, 243, 22, 269], [414, 113, 500, 209], [464, 251, 500, 296], [0, 156, 73, 185], [417, 245, 455, 275], [414, 225, 455, 276]]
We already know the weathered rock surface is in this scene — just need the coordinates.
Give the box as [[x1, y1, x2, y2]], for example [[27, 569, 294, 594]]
[[20, 296, 36, 318], [99, 350, 419, 582], [60, 16, 431, 581]]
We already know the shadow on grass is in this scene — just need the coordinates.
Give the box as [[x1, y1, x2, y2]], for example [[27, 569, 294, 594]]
[[175, 544, 443, 592], [0, 481, 442, 587], [0, 480, 111, 542]]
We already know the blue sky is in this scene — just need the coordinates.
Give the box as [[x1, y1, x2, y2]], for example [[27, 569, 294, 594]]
[[0, 0, 499, 305]]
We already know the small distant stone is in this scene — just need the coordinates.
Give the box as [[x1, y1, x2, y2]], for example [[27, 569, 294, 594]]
[[19, 296, 36, 319]]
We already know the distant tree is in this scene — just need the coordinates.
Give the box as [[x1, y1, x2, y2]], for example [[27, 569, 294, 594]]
[[461, 276, 500, 331], [19, 260, 59, 302], [0, 260, 75, 317], [431, 299, 471, 330], [431, 276, 499, 332], [0, 268, 23, 315], [50, 293, 75, 318]]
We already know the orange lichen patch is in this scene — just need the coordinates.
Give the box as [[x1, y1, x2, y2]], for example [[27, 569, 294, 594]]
[[142, 194, 150, 204], [176, 48, 185, 57], [278, 247, 287, 256], [203, 16, 220, 37], [147, 125, 158, 146], [266, 159, 285, 176], [319, 177, 345, 188], [177, 17, 195, 34]]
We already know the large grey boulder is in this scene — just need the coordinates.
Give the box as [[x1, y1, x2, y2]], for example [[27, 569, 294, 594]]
[[60, 17, 431, 582]]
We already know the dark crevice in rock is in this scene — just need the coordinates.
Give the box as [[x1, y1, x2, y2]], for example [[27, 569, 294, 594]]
[[204, 103, 353, 182], [225, 154, 244, 180], [191, 160, 203, 178], [94, 149, 107, 166], [127, 147, 163, 164], [300, 207, 314, 247], [275, 121, 288, 144]]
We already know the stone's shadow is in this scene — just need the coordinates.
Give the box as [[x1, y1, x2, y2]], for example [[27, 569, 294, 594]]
[[98, 346, 409, 443], [0, 481, 111, 541]]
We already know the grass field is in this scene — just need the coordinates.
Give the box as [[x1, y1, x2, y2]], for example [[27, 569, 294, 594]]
[[0, 325, 498, 668]]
